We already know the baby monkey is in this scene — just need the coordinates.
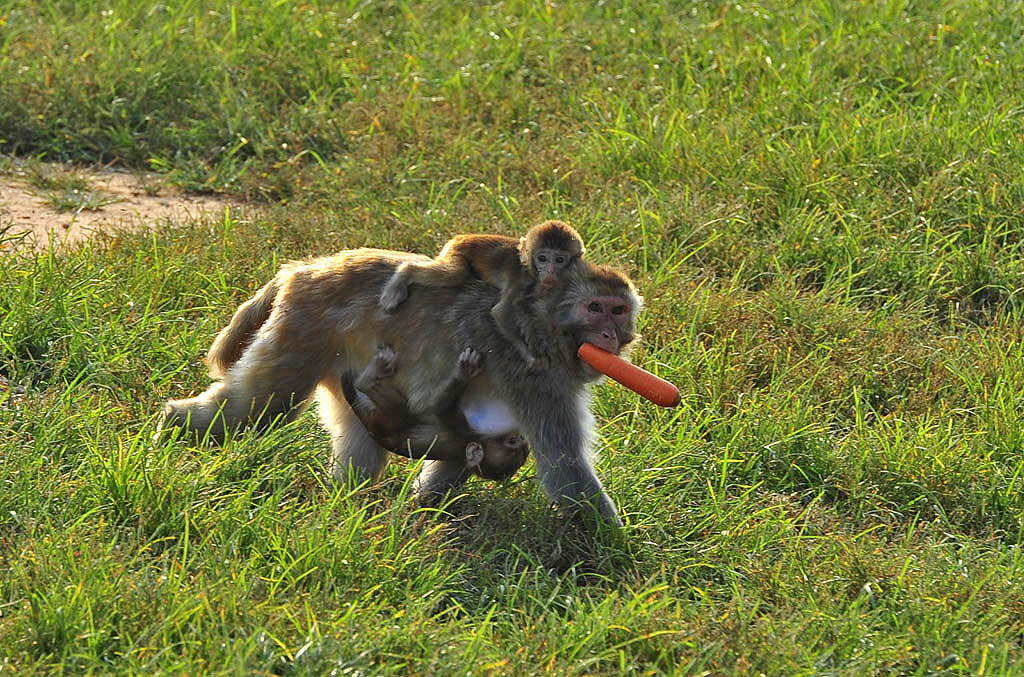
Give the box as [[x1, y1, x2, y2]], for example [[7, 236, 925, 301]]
[[346, 344, 529, 482], [378, 220, 585, 368]]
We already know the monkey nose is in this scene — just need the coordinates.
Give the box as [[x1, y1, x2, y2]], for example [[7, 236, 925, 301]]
[[588, 331, 619, 353]]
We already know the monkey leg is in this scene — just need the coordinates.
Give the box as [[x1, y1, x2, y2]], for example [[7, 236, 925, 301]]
[[522, 396, 622, 527], [158, 378, 313, 444], [413, 459, 471, 506], [379, 259, 471, 312], [226, 330, 323, 423], [317, 383, 391, 485], [430, 347, 480, 418], [532, 449, 620, 526], [157, 381, 234, 444], [161, 322, 326, 442]]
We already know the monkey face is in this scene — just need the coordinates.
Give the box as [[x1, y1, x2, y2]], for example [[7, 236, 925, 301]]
[[521, 220, 585, 288], [575, 295, 634, 354], [554, 262, 642, 362], [472, 431, 529, 481], [533, 247, 575, 289]]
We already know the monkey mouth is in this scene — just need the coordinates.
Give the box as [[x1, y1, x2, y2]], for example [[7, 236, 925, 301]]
[[585, 333, 619, 354], [538, 278, 560, 295]]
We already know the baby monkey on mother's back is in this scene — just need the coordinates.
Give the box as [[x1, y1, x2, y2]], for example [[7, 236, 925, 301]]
[[378, 220, 585, 369]]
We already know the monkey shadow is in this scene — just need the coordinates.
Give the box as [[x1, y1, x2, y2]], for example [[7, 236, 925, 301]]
[[422, 476, 639, 589]]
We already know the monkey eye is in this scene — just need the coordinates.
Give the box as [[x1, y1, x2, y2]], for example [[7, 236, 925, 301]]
[[537, 254, 548, 263], [611, 305, 627, 315], [555, 255, 566, 264], [588, 302, 602, 313]]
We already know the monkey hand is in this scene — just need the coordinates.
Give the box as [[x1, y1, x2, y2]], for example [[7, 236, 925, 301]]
[[465, 441, 484, 470]]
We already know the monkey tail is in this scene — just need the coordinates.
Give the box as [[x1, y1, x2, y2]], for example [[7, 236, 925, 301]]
[[206, 278, 280, 378]]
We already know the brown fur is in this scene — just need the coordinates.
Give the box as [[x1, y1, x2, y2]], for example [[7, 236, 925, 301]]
[[346, 344, 528, 482], [157, 246, 642, 524], [378, 221, 586, 369]]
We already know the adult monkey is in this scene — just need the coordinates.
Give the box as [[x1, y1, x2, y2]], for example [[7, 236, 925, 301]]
[[158, 248, 642, 526]]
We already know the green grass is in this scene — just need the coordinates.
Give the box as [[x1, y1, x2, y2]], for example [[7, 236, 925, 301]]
[[3, 0, 1024, 673]]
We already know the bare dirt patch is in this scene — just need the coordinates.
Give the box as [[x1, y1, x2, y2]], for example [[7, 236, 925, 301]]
[[1, 163, 239, 250]]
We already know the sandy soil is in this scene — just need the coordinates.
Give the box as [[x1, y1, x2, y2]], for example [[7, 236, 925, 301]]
[[1, 164, 238, 250]]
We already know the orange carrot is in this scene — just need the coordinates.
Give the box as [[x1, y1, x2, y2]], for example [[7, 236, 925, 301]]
[[578, 342, 680, 408]]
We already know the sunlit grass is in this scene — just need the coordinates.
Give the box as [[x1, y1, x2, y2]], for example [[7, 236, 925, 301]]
[[3, 0, 1024, 673]]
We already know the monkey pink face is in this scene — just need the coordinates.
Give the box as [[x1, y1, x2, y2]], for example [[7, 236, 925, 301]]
[[581, 295, 632, 353]]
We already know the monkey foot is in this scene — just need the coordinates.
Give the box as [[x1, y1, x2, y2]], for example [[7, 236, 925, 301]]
[[458, 347, 482, 378], [378, 281, 408, 312], [373, 344, 398, 376]]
